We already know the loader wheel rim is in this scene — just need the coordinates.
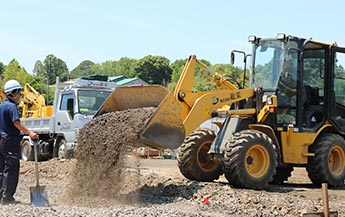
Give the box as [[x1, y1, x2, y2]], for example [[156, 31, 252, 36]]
[[329, 145, 345, 176], [197, 141, 219, 172], [245, 144, 270, 178]]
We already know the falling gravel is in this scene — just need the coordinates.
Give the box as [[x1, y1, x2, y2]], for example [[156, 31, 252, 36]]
[[70, 107, 155, 198]]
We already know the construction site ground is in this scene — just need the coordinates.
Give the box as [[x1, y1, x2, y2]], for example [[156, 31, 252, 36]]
[[1, 108, 345, 217], [0, 157, 344, 217]]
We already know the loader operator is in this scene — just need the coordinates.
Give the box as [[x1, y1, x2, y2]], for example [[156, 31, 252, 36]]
[[277, 54, 298, 124], [0, 80, 38, 205]]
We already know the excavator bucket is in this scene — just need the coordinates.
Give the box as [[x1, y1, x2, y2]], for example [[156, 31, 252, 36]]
[[141, 92, 185, 150], [95, 85, 169, 117]]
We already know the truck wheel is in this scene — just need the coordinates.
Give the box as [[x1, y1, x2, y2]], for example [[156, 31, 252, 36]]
[[177, 128, 223, 182], [270, 166, 294, 184], [224, 129, 278, 189], [57, 139, 70, 159], [306, 133, 345, 187], [21, 140, 34, 161]]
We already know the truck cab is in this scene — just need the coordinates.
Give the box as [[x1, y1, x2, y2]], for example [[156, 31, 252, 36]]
[[20, 78, 115, 160]]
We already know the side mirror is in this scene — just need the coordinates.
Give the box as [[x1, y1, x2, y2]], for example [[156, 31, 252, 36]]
[[67, 98, 74, 118], [230, 51, 235, 65]]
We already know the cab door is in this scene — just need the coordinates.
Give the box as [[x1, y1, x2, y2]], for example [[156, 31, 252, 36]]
[[330, 46, 345, 133], [55, 91, 76, 142]]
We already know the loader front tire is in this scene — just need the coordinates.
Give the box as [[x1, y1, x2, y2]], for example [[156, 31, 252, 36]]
[[224, 129, 278, 189], [306, 133, 345, 187], [177, 128, 222, 182]]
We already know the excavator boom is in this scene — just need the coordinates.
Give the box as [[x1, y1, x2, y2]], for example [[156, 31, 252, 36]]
[[0, 88, 6, 102], [21, 83, 52, 118]]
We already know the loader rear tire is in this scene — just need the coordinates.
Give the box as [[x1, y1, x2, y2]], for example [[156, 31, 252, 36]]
[[270, 166, 294, 184], [177, 128, 222, 182], [306, 133, 345, 187], [223, 129, 278, 189], [21, 140, 34, 161]]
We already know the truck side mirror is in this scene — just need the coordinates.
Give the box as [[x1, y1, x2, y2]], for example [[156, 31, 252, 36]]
[[67, 98, 74, 118]]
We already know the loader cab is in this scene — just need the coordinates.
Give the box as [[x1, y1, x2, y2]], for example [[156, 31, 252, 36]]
[[249, 34, 331, 132], [330, 46, 345, 134]]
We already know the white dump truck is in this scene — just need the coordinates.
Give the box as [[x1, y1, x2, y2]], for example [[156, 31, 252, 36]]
[[20, 77, 116, 161]]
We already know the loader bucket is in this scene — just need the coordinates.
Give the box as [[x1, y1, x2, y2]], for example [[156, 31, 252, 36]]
[[141, 92, 185, 150], [94, 85, 169, 117]]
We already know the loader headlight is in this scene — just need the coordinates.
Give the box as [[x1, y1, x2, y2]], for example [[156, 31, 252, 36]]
[[277, 33, 286, 40], [248, 35, 256, 42]]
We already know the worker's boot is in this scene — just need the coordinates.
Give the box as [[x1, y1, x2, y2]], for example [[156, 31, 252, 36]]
[[1, 196, 19, 205]]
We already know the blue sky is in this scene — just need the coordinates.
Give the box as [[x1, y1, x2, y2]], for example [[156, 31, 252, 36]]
[[1, 0, 344, 73]]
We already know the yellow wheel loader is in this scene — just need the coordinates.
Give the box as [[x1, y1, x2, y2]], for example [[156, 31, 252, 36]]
[[96, 33, 345, 190]]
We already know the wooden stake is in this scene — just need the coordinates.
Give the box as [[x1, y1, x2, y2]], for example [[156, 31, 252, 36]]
[[322, 183, 329, 217]]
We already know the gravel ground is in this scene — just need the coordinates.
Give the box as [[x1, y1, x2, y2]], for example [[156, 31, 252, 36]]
[[1, 108, 345, 216], [0, 158, 345, 217]]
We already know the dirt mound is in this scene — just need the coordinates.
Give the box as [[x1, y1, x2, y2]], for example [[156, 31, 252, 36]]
[[69, 107, 155, 198]]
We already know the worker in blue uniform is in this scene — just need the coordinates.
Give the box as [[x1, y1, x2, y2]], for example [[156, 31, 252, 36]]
[[0, 80, 38, 205]]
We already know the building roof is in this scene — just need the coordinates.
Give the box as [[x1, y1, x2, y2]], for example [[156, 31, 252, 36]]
[[63, 74, 148, 87], [108, 75, 127, 82], [116, 78, 141, 85]]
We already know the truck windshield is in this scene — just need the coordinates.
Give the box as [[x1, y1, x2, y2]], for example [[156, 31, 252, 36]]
[[251, 40, 298, 91], [77, 90, 111, 114]]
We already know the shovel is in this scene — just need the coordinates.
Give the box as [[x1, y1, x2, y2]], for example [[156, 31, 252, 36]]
[[29, 139, 49, 206]]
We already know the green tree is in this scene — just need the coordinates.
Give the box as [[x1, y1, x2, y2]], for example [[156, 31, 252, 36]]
[[0, 61, 4, 78], [33, 60, 45, 77], [70, 60, 95, 79], [44, 54, 69, 84], [89, 57, 138, 78], [134, 55, 172, 85], [170, 58, 187, 83], [91, 61, 116, 76], [116, 57, 137, 78], [0, 59, 33, 88], [0, 59, 54, 104]]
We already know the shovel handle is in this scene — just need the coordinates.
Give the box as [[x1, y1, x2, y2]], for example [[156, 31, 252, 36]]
[[30, 138, 40, 186]]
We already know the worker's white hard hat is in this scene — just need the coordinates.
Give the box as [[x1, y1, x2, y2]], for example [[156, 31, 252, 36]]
[[4, 80, 22, 94]]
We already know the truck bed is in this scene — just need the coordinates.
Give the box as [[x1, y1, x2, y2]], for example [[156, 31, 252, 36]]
[[21, 116, 55, 134]]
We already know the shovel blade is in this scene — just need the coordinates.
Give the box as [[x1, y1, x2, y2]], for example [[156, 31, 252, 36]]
[[30, 185, 49, 207]]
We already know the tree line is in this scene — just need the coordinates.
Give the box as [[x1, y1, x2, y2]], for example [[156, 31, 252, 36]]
[[0, 54, 246, 104]]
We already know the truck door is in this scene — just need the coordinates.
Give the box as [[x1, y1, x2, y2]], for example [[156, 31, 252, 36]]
[[55, 92, 76, 143], [330, 46, 345, 133]]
